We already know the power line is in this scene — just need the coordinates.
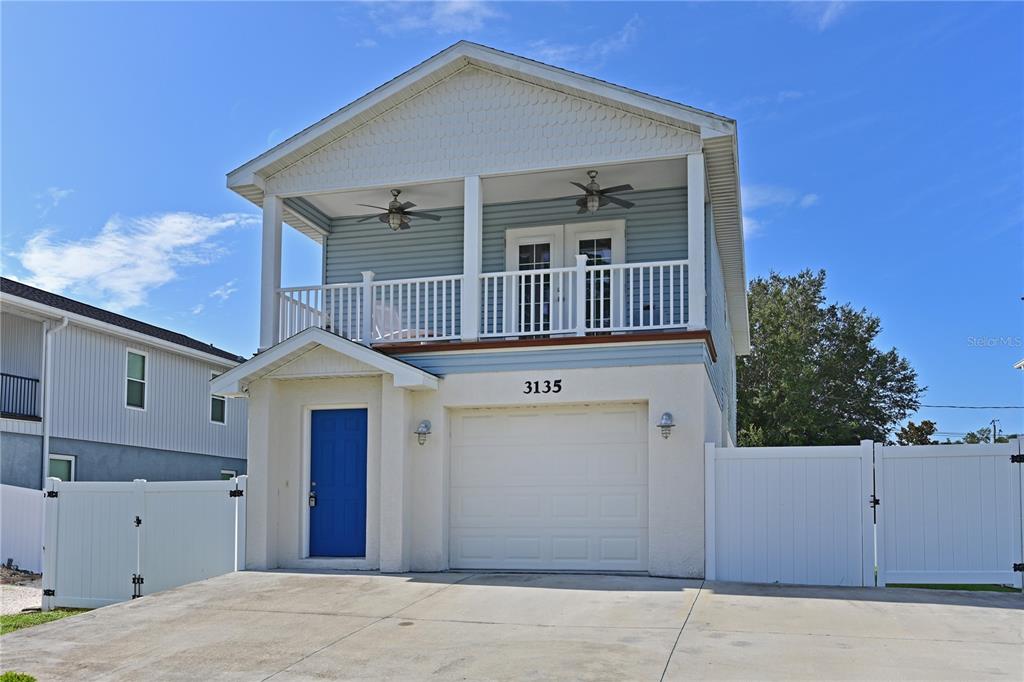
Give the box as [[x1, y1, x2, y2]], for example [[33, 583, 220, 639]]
[[920, 404, 1024, 410]]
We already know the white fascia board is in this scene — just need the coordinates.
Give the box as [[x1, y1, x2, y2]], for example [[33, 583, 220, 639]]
[[0, 294, 240, 368], [227, 41, 734, 188], [211, 327, 439, 397]]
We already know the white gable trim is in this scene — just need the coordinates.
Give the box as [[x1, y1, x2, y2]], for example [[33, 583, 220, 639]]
[[211, 327, 439, 397]]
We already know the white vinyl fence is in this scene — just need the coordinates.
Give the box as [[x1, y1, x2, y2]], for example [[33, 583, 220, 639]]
[[876, 442, 1022, 586], [706, 439, 1024, 589], [1, 484, 45, 573], [42, 476, 246, 611], [705, 442, 874, 586]]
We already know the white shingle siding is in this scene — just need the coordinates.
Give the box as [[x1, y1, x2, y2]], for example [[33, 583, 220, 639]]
[[266, 67, 701, 196], [48, 325, 246, 459]]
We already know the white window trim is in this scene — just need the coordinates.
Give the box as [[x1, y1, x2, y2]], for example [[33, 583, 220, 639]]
[[503, 224, 564, 273], [503, 220, 626, 271], [210, 371, 226, 425], [48, 454, 75, 482], [125, 348, 148, 412], [564, 219, 626, 266], [220, 469, 237, 479]]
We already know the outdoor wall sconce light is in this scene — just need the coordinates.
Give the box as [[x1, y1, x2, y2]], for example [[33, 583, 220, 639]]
[[414, 420, 432, 445], [657, 412, 675, 439]]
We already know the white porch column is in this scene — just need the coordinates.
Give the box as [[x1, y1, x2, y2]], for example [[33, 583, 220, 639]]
[[379, 378, 413, 572], [461, 176, 483, 341], [687, 153, 706, 330], [259, 194, 284, 351]]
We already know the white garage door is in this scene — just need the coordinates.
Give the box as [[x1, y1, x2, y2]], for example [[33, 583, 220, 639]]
[[450, 403, 648, 571]]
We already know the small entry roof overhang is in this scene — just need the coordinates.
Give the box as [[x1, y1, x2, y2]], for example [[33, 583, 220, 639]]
[[210, 327, 440, 397]]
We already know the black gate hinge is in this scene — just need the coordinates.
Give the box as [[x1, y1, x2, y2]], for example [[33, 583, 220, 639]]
[[134, 516, 142, 527], [131, 573, 145, 599], [869, 495, 881, 509], [45, 490, 58, 498], [42, 589, 55, 597], [1013, 563, 1024, 573], [1011, 454, 1024, 464], [229, 489, 243, 498]]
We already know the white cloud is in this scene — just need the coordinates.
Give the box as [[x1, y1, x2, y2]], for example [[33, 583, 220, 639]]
[[16, 212, 257, 312], [743, 185, 820, 211], [368, 1, 501, 36], [210, 279, 238, 302], [799, 193, 820, 208], [355, 38, 377, 48], [191, 303, 205, 315], [527, 15, 642, 67], [789, 1, 850, 32], [742, 185, 819, 237], [742, 215, 764, 238], [35, 187, 73, 216]]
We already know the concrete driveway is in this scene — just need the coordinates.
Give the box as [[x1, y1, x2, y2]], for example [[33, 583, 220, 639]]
[[2, 571, 1020, 681]]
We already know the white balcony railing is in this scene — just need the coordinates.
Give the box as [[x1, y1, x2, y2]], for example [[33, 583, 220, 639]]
[[276, 259, 688, 345], [481, 259, 688, 337]]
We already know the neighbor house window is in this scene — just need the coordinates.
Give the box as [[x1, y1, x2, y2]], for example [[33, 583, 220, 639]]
[[210, 371, 226, 424], [48, 455, 75, 481], [220, 469, 236, 480], [126, 350, 147, 409]]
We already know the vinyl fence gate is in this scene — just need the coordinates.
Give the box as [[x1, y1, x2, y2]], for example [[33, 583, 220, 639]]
[[42, 476, 247, 611], [706, 440, 1023, 588]]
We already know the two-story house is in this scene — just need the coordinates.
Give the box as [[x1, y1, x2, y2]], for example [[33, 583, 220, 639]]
[[1, 278, 248, 488], [212, 42, 748, 578]]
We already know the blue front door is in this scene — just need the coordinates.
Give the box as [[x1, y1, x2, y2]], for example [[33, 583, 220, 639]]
[[310, 409, 367, 557]]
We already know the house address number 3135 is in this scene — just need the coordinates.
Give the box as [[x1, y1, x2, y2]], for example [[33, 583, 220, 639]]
[[523, 379, 562, 394]]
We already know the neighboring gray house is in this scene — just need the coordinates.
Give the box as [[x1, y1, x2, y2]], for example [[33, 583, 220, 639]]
[[1, 278, 247, 488]]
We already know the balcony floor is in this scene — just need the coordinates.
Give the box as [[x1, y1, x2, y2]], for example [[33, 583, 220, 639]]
[[373, 328, 717, 361]]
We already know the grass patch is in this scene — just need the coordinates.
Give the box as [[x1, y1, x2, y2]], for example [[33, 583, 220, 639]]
[[1, 609, 88, 636], [1, 672, 37, 682], [888, 583, 1019, 593]]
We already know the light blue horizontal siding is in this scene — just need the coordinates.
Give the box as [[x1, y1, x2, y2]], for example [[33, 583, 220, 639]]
[[394, 341, 707, 375], [326, 207, 465, 283], [324, 187, 688, 284], [705, 208, 737, 441], [481, 187, 687, 272]]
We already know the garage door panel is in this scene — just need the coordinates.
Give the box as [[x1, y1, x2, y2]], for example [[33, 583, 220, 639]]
[[450, 404, 648, 571], [453, 486, 647, 528], [452, 446, 646, 487], [450, 530, 649, 571]]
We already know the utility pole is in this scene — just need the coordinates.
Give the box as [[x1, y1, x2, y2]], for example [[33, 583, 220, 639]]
[[990, 418, 1000, 444]]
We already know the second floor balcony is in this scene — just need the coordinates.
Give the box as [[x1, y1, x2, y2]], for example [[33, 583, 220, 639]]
[[1, 372, 40, 420], [277, 257, 691, 346]]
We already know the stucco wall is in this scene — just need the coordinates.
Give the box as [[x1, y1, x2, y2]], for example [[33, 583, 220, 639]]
[[1, 432, 42, 489], [244, 362, 724, 578]]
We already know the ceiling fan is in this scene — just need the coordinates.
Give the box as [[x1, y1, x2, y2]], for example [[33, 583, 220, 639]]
[[356, 189, 442, 231], [571, 170, 635, 214]]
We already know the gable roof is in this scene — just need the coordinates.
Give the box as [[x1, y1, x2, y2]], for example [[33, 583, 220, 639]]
[[210, 326, 439, 397], [0, 277, 245, 364]]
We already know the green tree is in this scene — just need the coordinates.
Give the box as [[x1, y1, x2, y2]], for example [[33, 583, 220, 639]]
[[737, 270, 922, 446], [896, 420, 938, 445]]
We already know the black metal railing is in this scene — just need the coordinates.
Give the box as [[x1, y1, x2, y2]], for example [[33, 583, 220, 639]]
[[1, 373, 40, 419]]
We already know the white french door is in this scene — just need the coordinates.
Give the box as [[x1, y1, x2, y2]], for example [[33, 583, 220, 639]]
[[504, 220, 625, 335]]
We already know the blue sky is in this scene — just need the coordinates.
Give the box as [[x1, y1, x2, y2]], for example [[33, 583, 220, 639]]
[[2, 1, 1022, 438]]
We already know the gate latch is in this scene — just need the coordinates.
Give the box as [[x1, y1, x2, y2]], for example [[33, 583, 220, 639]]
[[869, 495, 881, 509]]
